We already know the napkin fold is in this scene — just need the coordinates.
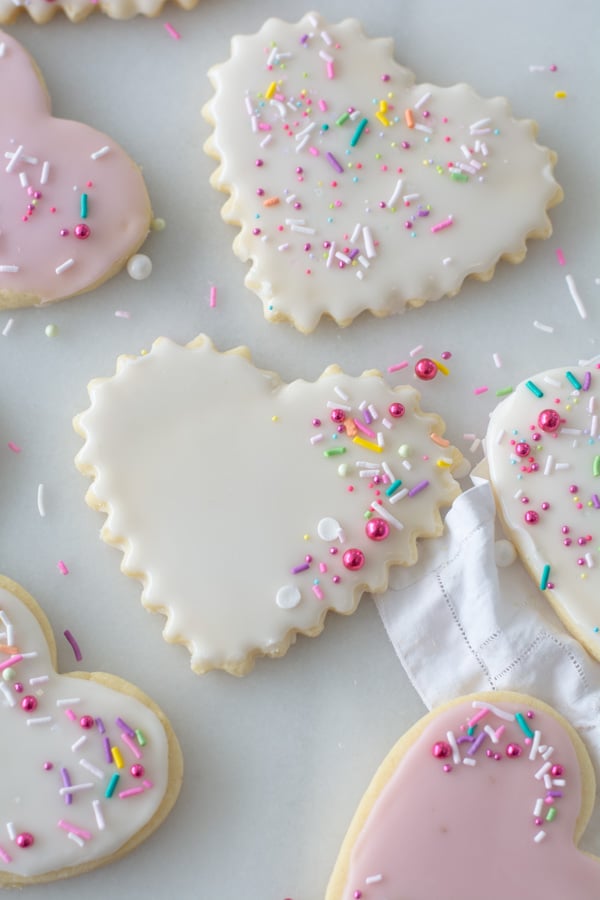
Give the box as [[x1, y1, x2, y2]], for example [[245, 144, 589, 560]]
[[375, 481, 600, 768]]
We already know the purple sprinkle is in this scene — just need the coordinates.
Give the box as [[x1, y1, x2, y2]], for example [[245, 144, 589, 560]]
[[300, 33, 309, 44], [467, 731, 487, 756], [418, 208, 430, 217], [326, 152, 344, 174], [348, 248, 360, 260], [96, 717, 106, 734], [103, 736, 113, 765], [547, 790, 563, 798], [456, 735, 475, 744], [583, 371, 592, 391], [362, 408, 372, 425], [61, 767, 72, 806], [291, 563, 310, 574], [408, 480, 430, 497], [116, 717, 136, 739], [592, 494, 600, 509]]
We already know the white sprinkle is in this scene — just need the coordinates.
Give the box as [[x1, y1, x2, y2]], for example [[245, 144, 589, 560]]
[[92, 800, 105, 831], [1, 612, 14, 647], [460, 144, 472, 159], [382, 461, 396, 482], [356, 270, 364, 281], [388, 488, 408, 504], [5, 144, 22, 173], [535, 761, 552, 780], [471, 128, 491, 135], [382, 418, 392, 430], [362, 226, 376, 259], [566, 274, 587, 319], [260, 134, 272, 148], [0, 42, 5, 57], [277, 243, 289, 252], [543, 455, 554, 476], [591, 416, 598, 439], [326, 241, 336, 268], [290, 224, 315, 235], [533, 320, 554, 333], [308, 13, 319, 26], [403, 192, 420, 203], [360, 469, 379, 478], [320, 29, 333, 45], [414, 123, 433, 134], [36, 483, 46, 517], [351, 222, 362, 243], [285, 194, 297, 205], [56, 698, 81, 707], [553, 779, 566, 787], [6, 823, 15, 841], [492, 352, 502, 368], [90, 146, 110, 160], [560, 428, 581, 435], [387, 178, 403, 208], [414, 91, 431, 109], [373, 503, 403, 531], [368, 405, 379, 421], [589, 395, 596, 414], [544, 375, 562, 387], [554, 462, 571, 471], [55, 258, 74, 275], [458, 162, 476, 175], [295, 135, 310, 153], [365, 874, 382, 884], [71, 735, 87, 752], [295, 121, 316, 140], [463, 757, 477, 767], [469, 438, 481, 454], [0, 683, 15, 707], [470, 117, 491, 130], [59, 782, 94, 795], [534, 830, 546, 843], [27, 716, 53, 726], [356, 461, 380, 469], [334, 385, 349, 401], [377, 431, 384, 448], [250, 116, 258, 133], [533, 797, 544, 817], [80, 758, 104, 779], [471, 700, 514, 721], [114, 310, 131, 320], [586, 553, 595, 568], [327, 401, 352, 411], [0, 265, 19, 273], [318, 49, 333, 63], [529, 64, 546, 72], [29, 675, 49, 685], [543, 774, 553, 790], [358, 255, 370, 269], [409, 344, 424, 357], [480, 142, 489, 156], [266, 46, 278, 67], [442, 257, 452, 266], [310, 434, 323, 445], [21, 652, 37, 659], [270, 99, 287, 118], [446, 730, 461, 764], [67, 832, 85, 848], [483, 725, 499, 744], [18, 171, 28, 188], [529, 730, 542, 760], [401, 459, 412, 471]]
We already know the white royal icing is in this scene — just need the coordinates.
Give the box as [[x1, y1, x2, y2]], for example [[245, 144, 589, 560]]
[[204, 12, 561, 332], [0, 582, 169, 880], [74, 335, 462, 675]]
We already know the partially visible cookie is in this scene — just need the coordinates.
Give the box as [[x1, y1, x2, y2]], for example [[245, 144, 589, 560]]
[[204, 11, 562, 332], [73, 334, 463, 675], [0, 575, 182, 886], [326, 692, 600, 900], [0, 0, 196, 23], [484, 366, 600, 661], [0, 31, 151, 308]]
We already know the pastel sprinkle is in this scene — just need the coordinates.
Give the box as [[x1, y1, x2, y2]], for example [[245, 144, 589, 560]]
[[57, 561, 69, 575], [350, 118, 368, 147], [515, 712, 535, 739], [525, 380, 544, 398], [63, 630, 82, 661], [540, 564, 551, 591], [163, 22, 181, 40], [105, 773, 120, 798], [326, 151, 344, 173], [565, 370, 582, 390]]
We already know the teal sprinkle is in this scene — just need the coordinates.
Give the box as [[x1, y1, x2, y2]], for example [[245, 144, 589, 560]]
[[80, 193, 88, 219], [566, 370, 582, 390], [321, 123, 329, 131], [467, 726, 475, 736], [540, 564, 551, 591], [350, 117, 368, 147], [515, 712, 534, 739], [594, 627, 599, 634], [385, 479, 403, 497], [525, 380, 543, 398], [105, 773, 120, 799]]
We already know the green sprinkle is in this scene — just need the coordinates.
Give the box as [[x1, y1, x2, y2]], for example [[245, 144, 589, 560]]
[[336, 112, 350, 126], [135, 728, 147, 747], [540, 564, 551, 591], [525, 380, 543, 398], [566, 370, 582, 390], [324, 447, 347, 457], [515, 712, 534, 739], [451, 172, 469, 182], [594, 456, 600, 477], [350, 117, 368, 148], [546, 807, 557, 822], [105, 773, 120, 799], [385, 479, 403, 497], [80, 193, 88, 219], [495, 386, 514, 397]]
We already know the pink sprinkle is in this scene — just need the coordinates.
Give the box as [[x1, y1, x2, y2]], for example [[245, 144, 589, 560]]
[[431, 217, 454, 234], [7, 442, 21, 453], [57, 820, 92, 839], [312, 584, 324, 600], [64, 630, 82, 662], [142, 779, 154, 790], [474, 386, 489, 395], [326, 61, 335, 79], [0, 654, 23, 673], [114, 310, 131, 319], [556, 248, 566, 266], [209, 285, 217, 308], [121, 732, 143, 760], [308, 146, 319, 156], [318, 99, 328, 111], [467, 707, 489, 728], [65, 709, 77, 722], [118, 787, 145, 799], [388, 361, 409, 373], [319, 562, 327, 573], [0, 846, 12, 864], [57, 561, 69, 575], [164, 22, 181, 40]]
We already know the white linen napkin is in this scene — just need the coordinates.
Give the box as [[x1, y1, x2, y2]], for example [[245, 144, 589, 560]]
[[374, 480, 600, 772]]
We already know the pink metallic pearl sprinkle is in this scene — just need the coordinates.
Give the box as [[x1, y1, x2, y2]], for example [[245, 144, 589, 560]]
[[16, 833, 34, 848], [342, 548, 365, 571], [414, 358, 438, 381], [20, 695, 37, 712], [79, 715, 95, 729], [365, 518, 390, 541]]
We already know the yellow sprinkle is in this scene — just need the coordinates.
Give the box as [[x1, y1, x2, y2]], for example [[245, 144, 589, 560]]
[[353, 436, 383, 453], [140, 349, 149, 356], [111, 746, 125, 769], [379, 100, 388, 113], [436, 458, 454, 468], [265, 81, 277, 100], [554, 90, 567, 99], [376, 111, 390, 127], [432, 358, 450, 376], [271, 415, 279, 422], [303, 534, 310, 541]]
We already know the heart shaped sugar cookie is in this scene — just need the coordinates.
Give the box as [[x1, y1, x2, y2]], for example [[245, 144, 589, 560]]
[[74, 334, 462, 675], [326, 692, 600, 900], [484, 365, 600, 661], [204, 12, 562, 332], [0, 31, 151, 308], [0, 575, 182, 886]]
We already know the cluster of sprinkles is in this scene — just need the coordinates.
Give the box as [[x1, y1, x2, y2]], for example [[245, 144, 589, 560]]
[[0, 602, 157, 869], [233, 11, 520, 313], [430, 702, 567, 844], [275, 377, 457, 611]]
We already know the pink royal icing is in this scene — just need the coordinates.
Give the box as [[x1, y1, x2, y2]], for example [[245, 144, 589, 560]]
[[0, 31, 151, 308], [327, 696, 600, 900]]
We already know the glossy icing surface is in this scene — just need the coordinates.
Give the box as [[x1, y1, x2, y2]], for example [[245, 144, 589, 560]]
[[486, 366, 600, 659], [0, 31, 150, 307], [329, 696, 600, 900], [0, 581, 169, 880], [74, 335, 462, 675], [205, 12, 561, 332], [0, 0, 197, 23]]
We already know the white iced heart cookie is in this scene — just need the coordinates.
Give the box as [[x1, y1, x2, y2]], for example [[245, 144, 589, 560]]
[[0, 575, 182, 887], [326, 692, 600, 900], [484, 366, 600, 660], [74, 334, 462, 675], [0, 31, 151, 308], [204, 12, 562, 332]]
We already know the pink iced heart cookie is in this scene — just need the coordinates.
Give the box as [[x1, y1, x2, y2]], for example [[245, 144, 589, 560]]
[[0, 575, 182, 887], [204, 12, 562, 332], [326, 692, 600, 900], [0, 31, 151, 308], [73, 334, 462, 675], [484, 366, 600, 660]]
